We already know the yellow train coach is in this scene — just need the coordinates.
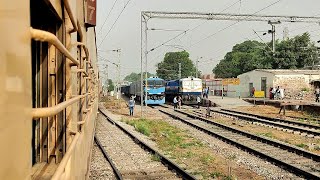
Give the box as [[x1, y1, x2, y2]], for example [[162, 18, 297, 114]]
[[1, 0, 99, 179]]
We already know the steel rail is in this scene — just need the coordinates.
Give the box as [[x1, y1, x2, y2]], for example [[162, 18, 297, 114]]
[[159, 109, 320, 179], [192, 109, 320, 137], [175, 109, 320, 161], [52, 132, 81, 180], [30, 28, 80, 66], [210, 109, 320, 136], [63, 0, 78, 32], [32, 94, 88, 118], [94, 136, 123, 180], [220, 108, 320, 130], [286, 115, 320, 122], [98, 108, 196, 180]]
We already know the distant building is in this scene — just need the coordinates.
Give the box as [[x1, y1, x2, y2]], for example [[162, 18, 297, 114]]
[[201, 74, 215, 79], [237, 69, 320, 98]]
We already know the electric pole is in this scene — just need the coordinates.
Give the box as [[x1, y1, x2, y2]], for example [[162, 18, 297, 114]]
[[268, 21, 281, 53], [144, 17, 148, 108], [178, 63, 181, 79], [105, 63, 108, 96], [196, 57, 202, 78], [195, 58, 198, 78], [117, 49, 121, 106]]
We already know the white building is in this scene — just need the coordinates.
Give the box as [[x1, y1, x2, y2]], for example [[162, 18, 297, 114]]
[[237, 69, 320, 98]]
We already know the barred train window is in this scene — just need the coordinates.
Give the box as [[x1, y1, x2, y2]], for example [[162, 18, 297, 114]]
[[31, 0, 65, 166]]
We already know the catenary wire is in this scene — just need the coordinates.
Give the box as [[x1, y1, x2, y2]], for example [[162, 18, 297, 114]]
[[97, 0, 120, 35], [187, 0, 283, 48], [147, 0, 244, 65], [98, 0, 132, 48]]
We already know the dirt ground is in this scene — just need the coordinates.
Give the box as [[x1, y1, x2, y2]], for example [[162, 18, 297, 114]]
[[103, 96, 263, 179]]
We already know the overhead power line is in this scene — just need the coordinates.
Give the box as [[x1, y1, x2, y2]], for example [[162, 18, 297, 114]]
[[178, 0, 243, 43], [98, 0, 132, 48], [98, 0, 120, 35], [147, 0, 243, 65], [188, 0, 282, 48], [148, 31, 187, 53]]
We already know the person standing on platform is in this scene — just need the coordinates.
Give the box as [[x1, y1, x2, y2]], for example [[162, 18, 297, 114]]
[[251, 87, 255, 97], [206, 87, 209, 99], [275, 86, 280, 99], [173, 96, 178, 109], [128, 96, 135, 116], [315, 87, 320, 102], [279, 88, 285, 100], [197, 96, 201, 109], [271, 87, 276, 99]]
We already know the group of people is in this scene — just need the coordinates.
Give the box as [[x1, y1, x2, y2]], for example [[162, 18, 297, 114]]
[[270, 86, 285, 100]]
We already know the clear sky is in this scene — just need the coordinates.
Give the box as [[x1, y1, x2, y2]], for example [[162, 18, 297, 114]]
[[96, 0, 320, 82]]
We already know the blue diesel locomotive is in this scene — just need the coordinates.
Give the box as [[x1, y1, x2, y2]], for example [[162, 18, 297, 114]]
[[122, 77, 165, 105], [165, 77, 203, 104]]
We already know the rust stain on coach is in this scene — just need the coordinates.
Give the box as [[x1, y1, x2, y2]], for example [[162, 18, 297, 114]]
[[86, 0, 97, 27]]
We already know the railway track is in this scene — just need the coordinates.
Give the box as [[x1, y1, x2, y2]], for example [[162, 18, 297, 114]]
[[156, 107, 320, 179], [210, 108, 320, 137], [93, 136, 122, 179], [96, 108, 196, 180]]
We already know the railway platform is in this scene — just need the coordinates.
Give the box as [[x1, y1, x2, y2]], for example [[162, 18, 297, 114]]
[[205, 96, 253, 108]]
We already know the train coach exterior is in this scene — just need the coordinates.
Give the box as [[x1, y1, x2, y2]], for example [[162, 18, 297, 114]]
[[166, 77, 202, 104], [1, 0, 99, 179], [121, 85, 130, 96], [129, 77, 166, 105]]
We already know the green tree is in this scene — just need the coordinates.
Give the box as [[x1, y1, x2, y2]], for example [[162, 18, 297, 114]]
[[272, 33, 318, 69], [107, 79, 114, 91], [213, 40, 267, 78], [156, 51, 199, 80], [124, 72, 154, 82], [213, 33, 318, 78]]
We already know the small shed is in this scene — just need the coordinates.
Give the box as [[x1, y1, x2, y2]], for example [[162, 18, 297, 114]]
[[237, 69, 320, 98]]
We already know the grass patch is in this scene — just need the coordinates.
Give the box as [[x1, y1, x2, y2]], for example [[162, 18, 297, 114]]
[[126, 118, 151, 136], [296, 143, 308, 148], [210, 172, 233, 180], [124, 118, 259, 179], [151, 154, 161, 162], [200, 154, 215, 165], [124, 118, 227, 178], [257, 132, 273, 138]]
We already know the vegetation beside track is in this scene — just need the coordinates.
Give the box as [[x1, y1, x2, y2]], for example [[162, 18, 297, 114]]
[[124, 118, 262, 179]]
